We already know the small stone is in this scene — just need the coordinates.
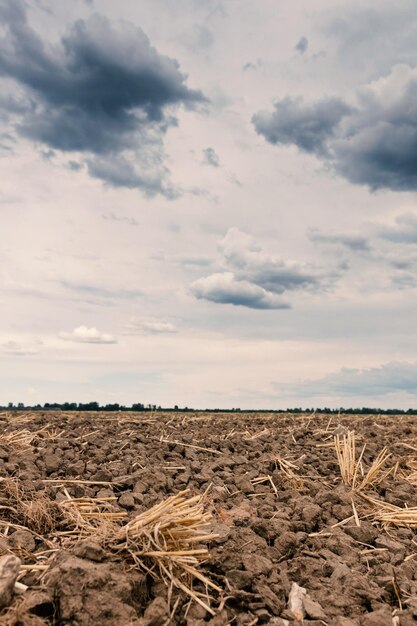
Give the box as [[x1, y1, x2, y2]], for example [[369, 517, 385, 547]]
[[209, 522, 230, 545], [142, 596, 169, 626], [360, 606, 393, 625], [8, 529, 36, 552], [242, 553, 273, 576], [0, 554, 21, 609], [304, 595, 327, 620], [301, 504, 322, 530], [118, 492, 135, 510], [133, 481, 147, 494], [235, 476, 253, 494], [72, 540, 106, 562], [227, 569, 252, 588], [90, 468, 113, 482], [43, 452, 62, 473], [227, 503, 253, 526]]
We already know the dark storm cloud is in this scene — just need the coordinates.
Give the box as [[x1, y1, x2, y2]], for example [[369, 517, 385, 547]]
[[0, 0, 205, 195], [253, 65, 417, 192], [294, 36, 308, 54], [252, 97, 351, 155]]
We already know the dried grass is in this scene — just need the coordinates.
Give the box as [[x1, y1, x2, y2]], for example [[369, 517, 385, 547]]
[[334, 431, 391, 492], [1, 479, 220, 614], [273, 456, 305, 490], [55, 489, 127, 540], [360, 494, 417, 528], [110, 489, 221, 614]]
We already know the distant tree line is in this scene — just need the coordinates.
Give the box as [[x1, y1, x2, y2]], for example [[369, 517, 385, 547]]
[[1, 402, 417, 415]]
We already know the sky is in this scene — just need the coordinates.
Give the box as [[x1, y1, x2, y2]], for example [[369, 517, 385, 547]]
[[2, 0, 417, 409]]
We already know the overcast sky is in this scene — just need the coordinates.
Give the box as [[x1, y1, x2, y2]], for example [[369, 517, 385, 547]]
[[2, 0, 417, 409]]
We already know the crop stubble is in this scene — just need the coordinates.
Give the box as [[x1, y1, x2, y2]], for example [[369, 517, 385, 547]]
[[1, 411, 417, 624]]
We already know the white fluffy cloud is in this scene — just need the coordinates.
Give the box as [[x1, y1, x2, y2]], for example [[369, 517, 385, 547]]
[[59, 326, 117, 344]]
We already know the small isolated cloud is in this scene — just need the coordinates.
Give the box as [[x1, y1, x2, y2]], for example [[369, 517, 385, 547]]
[[309, 229, 371, 252], [253, 64, 417, 192], [191, 272, 290, 309], [0, 0, 206, 196], [202, 147, 220, 167], [2, 339, 42, 356], [191, 228, 328, 309], [102, 212, 139, 227], [123, 317, 178, 335], [274, 361, 417, 399], [243, 58, 264, 72], [378, 213, 417, 244], [59, 325, 117, 344], [295, 36, 308, 54]]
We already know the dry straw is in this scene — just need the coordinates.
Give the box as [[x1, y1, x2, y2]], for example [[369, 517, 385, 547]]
[[1, 480, 220, 615], [334, 431, 391, 491], [361, 494, 417, 528], [111, 489, 221, 614]]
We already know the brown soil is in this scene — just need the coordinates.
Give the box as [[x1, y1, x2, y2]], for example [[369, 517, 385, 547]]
[[1, 410, 417, 625]]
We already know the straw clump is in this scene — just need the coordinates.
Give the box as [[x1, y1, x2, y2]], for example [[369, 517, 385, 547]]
[[360, 493, 417, 529], [110, 489, 221, 614], [334, 431, 392, 492], [0, 480, 220, 614]]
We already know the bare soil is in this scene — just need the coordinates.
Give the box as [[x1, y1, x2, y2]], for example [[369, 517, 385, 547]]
[[1, 410, 417, 625]]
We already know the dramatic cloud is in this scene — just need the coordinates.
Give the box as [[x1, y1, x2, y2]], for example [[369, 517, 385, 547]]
[[191, 272, 290, 310], [253, 64, 417, 192], [202, 147, 220, 167], [123, 318, 177, 334], [191, 228, 327, 309], [309, 229, 371, 252], [220, 228, 322, 294], [253, 97, 351, 155], [274, 361, 417, 399], [294, 36, 308, 54], [59, 326, 116, 344], [0, 0, 205, 195]]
